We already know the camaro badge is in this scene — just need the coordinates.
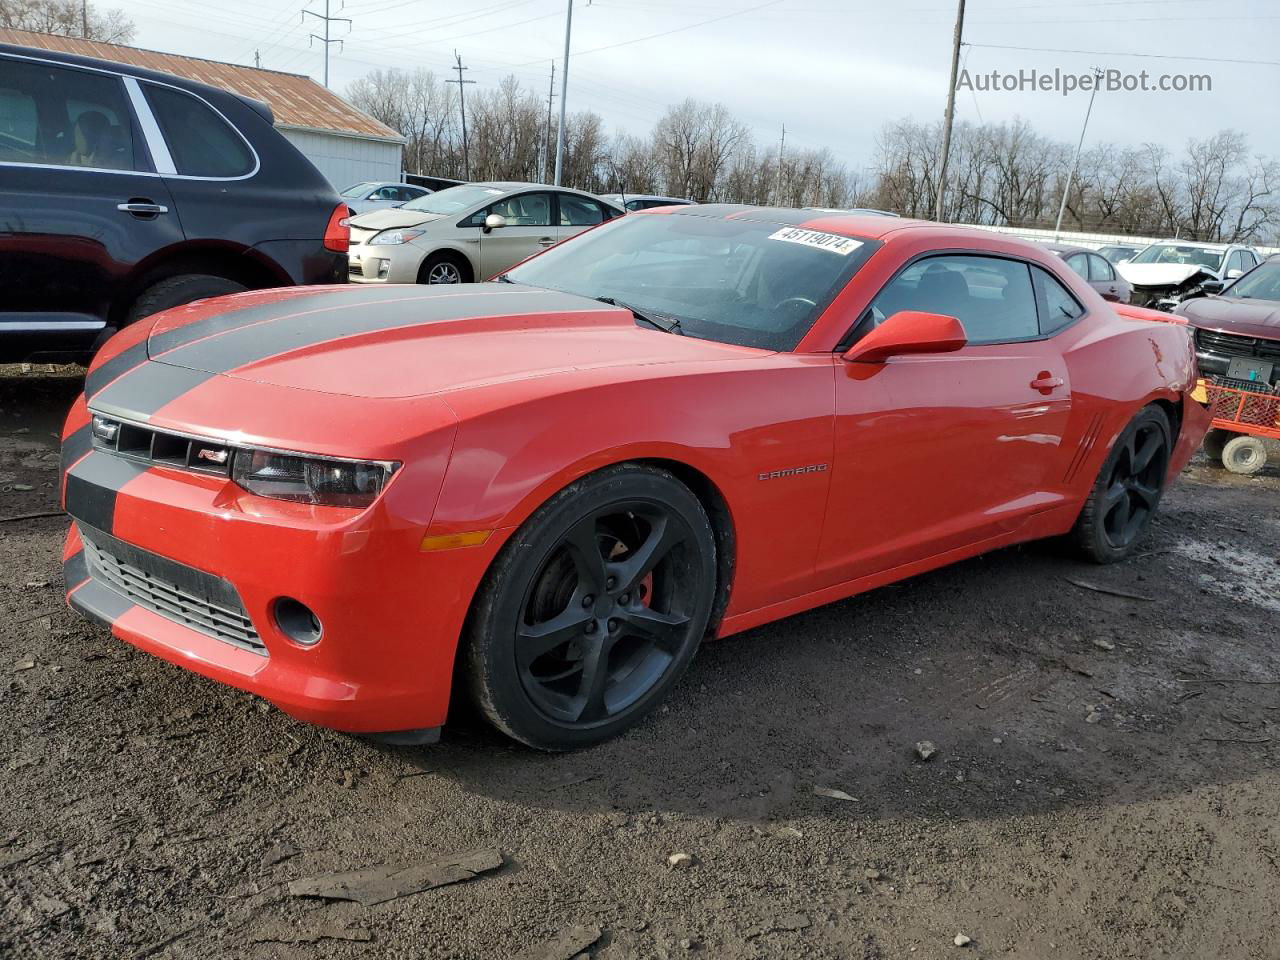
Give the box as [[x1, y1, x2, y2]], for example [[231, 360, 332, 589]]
[[758, 463, 829, 481]]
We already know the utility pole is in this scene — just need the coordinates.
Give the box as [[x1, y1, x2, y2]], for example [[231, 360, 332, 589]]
[[81, 0, 87, 38], [553, 0, 576, 186], [775, 123, 786, 206], [254, 49, 261, 69], [1054, 67, 1105, 240], [543, 60, 556, 184], [933, 0, 965, 223], [303, 0, 351, 88], [448, 50, 477, 181]]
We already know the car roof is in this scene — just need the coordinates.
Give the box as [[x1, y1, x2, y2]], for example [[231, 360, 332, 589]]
[[1148, 239, 1234, 251], [1039, 242, 1092, 256]]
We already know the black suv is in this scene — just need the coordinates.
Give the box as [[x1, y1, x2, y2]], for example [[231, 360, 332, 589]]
[[0, 44, 349, 362]]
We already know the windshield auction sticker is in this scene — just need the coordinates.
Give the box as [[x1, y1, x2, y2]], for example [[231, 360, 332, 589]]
[[768, 227, 864, 255]]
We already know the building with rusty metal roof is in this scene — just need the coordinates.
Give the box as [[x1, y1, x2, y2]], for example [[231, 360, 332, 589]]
[[0, 28, 405, 189]]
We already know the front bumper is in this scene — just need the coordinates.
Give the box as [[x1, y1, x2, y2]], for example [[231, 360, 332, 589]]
[[347, 242, 423, 284], [58, 383, 493, 736]]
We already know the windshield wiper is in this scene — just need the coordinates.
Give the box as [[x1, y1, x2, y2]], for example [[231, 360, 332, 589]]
[[493, 273, 514, 283], [594, 296, 683, 335]]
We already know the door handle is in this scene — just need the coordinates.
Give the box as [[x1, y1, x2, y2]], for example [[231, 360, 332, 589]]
[[1030, 372, 1064, 394], [537, 237, 557, 247], [117, 201, 169, 216]]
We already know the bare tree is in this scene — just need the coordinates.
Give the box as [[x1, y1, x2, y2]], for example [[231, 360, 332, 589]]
[[0, 0, 134, 42]]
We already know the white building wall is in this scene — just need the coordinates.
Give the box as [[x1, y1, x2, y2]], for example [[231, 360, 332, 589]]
[[278, 128, 403, 191]]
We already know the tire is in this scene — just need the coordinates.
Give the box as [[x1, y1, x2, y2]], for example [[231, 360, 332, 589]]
[[1071, 405, 1172, 564], [126, 274, 248, 324], [1221, 435, 1267, 475], [463, 464, 717, 751], [417, 252, 471, 285], [1202, 428, 1231, 463]]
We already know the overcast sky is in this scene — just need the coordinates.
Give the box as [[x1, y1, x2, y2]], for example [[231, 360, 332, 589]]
[[106, 0, 1280, 168]]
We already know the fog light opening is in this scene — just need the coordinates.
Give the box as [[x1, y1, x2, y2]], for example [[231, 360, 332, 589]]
[[275, 597, 322, 646]]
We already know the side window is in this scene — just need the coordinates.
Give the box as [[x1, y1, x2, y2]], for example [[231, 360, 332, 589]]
[[370, 186, 396, 200], [490, 192, 553, 227], [1064, 253, 1089, 278], [1088, 254, 1115, 282], [1032, 266, 1085, 335], [0, 58, 137, 170], [559, 194, 607, 226], [143, 84, 253, 177], [625, 199, 645, 211], [867, 255, 1040, 345]]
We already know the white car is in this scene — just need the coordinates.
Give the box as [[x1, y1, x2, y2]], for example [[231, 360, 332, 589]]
[[1116, 240, 1262, 309]]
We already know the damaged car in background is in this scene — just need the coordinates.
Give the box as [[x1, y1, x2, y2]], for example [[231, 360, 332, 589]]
[[1175, 253, 1280, 393], [1116, 240, 1262, 310]]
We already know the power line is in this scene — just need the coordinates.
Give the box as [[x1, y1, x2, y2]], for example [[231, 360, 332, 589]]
[[518, 0, 786, 66], [963, 42, 1280, 69]]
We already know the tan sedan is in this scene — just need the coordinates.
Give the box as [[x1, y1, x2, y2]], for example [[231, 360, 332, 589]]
[[346, 182, 624, 284]]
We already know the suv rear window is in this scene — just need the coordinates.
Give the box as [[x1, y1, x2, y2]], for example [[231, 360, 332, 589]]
[[144, 84, 253, 178]]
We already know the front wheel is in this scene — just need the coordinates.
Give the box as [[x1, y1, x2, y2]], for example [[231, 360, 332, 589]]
[[463, 464, 717, 750], [1071, 405, 1172, 564]]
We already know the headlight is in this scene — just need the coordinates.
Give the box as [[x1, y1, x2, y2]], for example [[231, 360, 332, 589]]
[[368, 229, 425, 245], [231, 449, 397, 508]]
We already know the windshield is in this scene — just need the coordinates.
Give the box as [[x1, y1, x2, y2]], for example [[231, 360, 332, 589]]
[[340, 182, 376, 198], [401, 183, 507, 214], [1227, 260, 1280, 301], [1130, 244, 1225, 270], [1098, 245, 1138, 261], [506, 212, 877, 350]]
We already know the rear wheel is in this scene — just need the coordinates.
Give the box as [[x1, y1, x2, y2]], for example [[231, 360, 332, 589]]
[[1221, 435, 1267, 475], [126, 274, 247, 324], [1202, 427, 1231, 462], [1071, 406, 1171, 564], [464, 464, 716, 750]]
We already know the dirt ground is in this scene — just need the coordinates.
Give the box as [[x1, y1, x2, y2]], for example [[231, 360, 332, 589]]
[[2, 366, 1279, 960]]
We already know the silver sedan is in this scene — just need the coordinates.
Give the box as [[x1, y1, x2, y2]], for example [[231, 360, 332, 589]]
[[346, 183, 624, 284]]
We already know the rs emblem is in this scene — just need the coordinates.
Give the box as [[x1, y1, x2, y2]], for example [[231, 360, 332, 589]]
[[197, 448, 229, 464]]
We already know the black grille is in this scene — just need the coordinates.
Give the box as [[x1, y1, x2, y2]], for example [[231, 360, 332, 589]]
[[79, 525, 265, 655], [89, 414, 233, 477], [1209, 375, 1279, 396], [1196, 327, 1280, 362]]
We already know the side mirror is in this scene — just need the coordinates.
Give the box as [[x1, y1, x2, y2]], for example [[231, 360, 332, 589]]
[[1200, 279, 1225, 294], [483, 213, 507, 233], [1224, 269, 1243, 280], [842, 310, 967, 364]]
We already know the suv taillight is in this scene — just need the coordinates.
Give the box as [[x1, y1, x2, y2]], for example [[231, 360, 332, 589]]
[[323, 203, 350, 253]]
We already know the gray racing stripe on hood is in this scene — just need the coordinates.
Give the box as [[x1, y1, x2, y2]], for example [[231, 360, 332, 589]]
[[90, 363, 215, 421], [148, 286, 413, 357], [154, 286, 592, 375]]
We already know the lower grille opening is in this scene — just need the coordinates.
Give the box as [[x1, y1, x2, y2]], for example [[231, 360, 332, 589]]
[[79, 525, 266, 655]]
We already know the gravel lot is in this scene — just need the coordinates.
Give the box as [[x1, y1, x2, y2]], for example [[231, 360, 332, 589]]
[[3, 367, 1279, 959]]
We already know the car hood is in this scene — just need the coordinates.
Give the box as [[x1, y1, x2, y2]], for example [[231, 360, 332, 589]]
[[1176, 295, 1280, 341], [143, 284, 762, 399], [1117, 262, 1217, 288], [348, 208, 445, 231]]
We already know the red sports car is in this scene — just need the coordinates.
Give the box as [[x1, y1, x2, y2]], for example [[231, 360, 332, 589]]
[[60, 207, 1209, 750]]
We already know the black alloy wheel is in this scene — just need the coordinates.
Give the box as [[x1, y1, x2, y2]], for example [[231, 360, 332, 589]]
[[465, 465, 717, 750], [1072, 405, 1172, 563]]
